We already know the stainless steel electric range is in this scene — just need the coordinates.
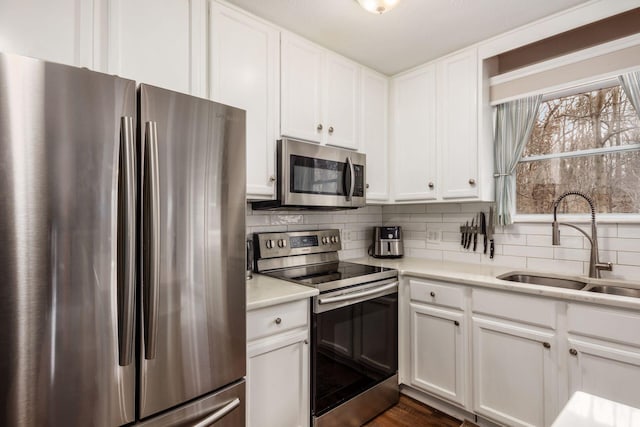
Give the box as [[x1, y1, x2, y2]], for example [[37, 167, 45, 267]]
[[253, 229, 399, 427]]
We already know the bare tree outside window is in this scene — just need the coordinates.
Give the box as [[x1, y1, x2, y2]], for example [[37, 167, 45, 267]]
[[516, 85, 640, 215]]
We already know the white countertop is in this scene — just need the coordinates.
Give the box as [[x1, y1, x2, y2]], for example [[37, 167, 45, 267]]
[[246, 273, 318, 311], [246, 256, 640, 311], [551, 392, 640, 427], [350, 256, 640, 310]]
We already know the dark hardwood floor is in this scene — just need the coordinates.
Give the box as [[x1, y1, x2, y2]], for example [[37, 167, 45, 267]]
[[363, 395, 462, 427]]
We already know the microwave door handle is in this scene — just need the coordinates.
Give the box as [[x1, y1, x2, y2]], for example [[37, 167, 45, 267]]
[[346, 156, 355, 201]]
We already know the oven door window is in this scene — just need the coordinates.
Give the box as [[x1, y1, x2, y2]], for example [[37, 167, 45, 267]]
[[312, 292, 398, 417], [290, 155, 348, 196]]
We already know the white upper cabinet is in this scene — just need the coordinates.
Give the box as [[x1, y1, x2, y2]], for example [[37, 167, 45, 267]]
[[325, 55, 360, 150], [281, 33, 324, 143], [438, 48, 479, 199], [361, 69, 389, 202], [0, 0, 93, 68], [209, 2, 279, 199], [281, 32, 360, 150], [105, 0, 205, 95], [392, 64, 438, 201], [392, 47, 483, 203]]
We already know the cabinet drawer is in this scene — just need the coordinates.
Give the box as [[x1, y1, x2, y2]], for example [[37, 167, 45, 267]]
[[248, 299, 308, 342], [472, 289, 556, 329], [410, 279, 464, 310], [567, 303, 640, 347]]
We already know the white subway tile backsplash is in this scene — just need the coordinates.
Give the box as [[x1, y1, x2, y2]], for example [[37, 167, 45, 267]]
[[480, 254, 527, 269], [406, 248, 443, 261], [618, 224, 640, 239], [504, 244, 551, 258], [618, 252, 640, 266], [527, 258, 584, 275], [599, 237, 640, 252], [246, 203, 640, 281]]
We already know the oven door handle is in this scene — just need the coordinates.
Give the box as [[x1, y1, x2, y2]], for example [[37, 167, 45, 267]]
[[318, 282, 397, 304]]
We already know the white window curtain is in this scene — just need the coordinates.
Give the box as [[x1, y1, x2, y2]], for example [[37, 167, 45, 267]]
[[619, 70, 640, 120], [493, 94, 542, 226]]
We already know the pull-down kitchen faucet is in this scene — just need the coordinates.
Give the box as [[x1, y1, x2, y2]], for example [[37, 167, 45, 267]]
[[551, 191, 612, 278]]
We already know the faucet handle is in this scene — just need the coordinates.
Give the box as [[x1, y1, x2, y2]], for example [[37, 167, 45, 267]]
[[595, 262, 613, 272]]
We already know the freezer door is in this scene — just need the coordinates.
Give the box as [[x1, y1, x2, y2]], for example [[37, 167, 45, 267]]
[[0, 53, 136, 426], [138, 84, 246, 418]]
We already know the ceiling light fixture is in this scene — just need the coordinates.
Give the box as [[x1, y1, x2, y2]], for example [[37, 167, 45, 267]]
[[356, 0, 400, 15]]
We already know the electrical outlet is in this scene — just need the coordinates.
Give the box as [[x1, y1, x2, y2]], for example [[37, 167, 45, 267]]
[[342, 230, 354, 241], [426, 230, 441, 243]]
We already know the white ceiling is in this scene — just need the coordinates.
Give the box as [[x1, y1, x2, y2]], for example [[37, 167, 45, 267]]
[[225, 0, 593, 75]]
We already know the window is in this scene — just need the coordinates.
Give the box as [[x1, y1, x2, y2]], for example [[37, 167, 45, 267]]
[[516, 83, 640, 215]]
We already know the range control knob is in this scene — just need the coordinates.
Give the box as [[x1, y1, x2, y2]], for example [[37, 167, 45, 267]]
[[278, 239, 287, 248], [331, 236, 339, 243], [321, 236, 328, 244], [265, 239, 275, 249]]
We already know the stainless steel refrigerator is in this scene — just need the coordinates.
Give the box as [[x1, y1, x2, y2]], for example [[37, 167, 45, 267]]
[[0, 52, 246, 426]]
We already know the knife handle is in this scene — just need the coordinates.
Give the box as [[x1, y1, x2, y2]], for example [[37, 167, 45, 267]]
[[489, 240, 495, 259], [473, 233, 477, 251], [483, 234, 487, 254]]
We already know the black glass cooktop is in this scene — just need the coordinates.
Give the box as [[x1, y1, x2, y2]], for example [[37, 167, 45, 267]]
[[265, 261, 395, 287]]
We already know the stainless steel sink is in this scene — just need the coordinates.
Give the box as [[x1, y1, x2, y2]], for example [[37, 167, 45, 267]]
[[497, 273, 587, 290], [586, 285, 640, 298]]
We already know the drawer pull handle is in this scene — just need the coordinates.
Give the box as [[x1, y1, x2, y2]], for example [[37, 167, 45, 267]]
[[275, 317, 282, 325], [430, 291, 435, 297], [543, 342, 551, 349], [454, 320, 460, 326], [569, 348, 578, 356]]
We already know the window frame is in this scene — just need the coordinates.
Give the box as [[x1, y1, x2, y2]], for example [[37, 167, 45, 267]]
[[511, 77, 640, 224]]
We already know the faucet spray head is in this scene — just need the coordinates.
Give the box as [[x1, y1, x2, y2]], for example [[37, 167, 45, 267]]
[[552, 221, 560, 245]]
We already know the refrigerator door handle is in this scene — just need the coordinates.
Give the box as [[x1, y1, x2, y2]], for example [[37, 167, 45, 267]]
[[117, 116, 136, 366], [144, 121, 160, 360], [192, 398, 241, 427]]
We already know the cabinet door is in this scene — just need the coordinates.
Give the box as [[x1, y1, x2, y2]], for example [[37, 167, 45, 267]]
[[106, 0, 202, 95], [0, 0, 92, 68], [410, 303, 466, 407], [325, 54, 359, 150], [210, 3, 279, 199], [281, 33, 323, 143], [247, 330, 310, 427], [567, 338, 640, 409], [438, 48, 478, 199], [392, 65, 437, 201], [472, 317, 558, 427], [361, 69, 389, 202]]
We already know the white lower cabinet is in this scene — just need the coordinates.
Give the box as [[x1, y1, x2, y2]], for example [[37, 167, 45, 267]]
[[472, 317, 558, 427], [410, 303, 466, 407], [566, 303, 640, 410], [247, 299, 310, 427]]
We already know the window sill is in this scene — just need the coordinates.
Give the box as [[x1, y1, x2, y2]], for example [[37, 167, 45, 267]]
[[513, 214, 640, 224]]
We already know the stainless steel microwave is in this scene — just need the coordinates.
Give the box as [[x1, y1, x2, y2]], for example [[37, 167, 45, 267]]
[[252, 138, 366, 210]]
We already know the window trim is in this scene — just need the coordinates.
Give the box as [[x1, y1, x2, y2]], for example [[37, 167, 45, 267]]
[[513, 77, 640, 221]]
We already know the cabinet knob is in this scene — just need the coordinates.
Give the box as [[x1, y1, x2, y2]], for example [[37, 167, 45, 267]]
[[430, 291, 435, 297], [543, 342, 551, 349], [269, 175, 276, 182], [454, 320, 460, 326], [366, 183, 370, 189], [328, 126, 334, 134], [428, 182, 434, 189], [275, 317, 282, 325], [468, 178, 476, 185], [569, 348, 578, 356], [317, 124, 323, 131], [304, 339, 308, 345]]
